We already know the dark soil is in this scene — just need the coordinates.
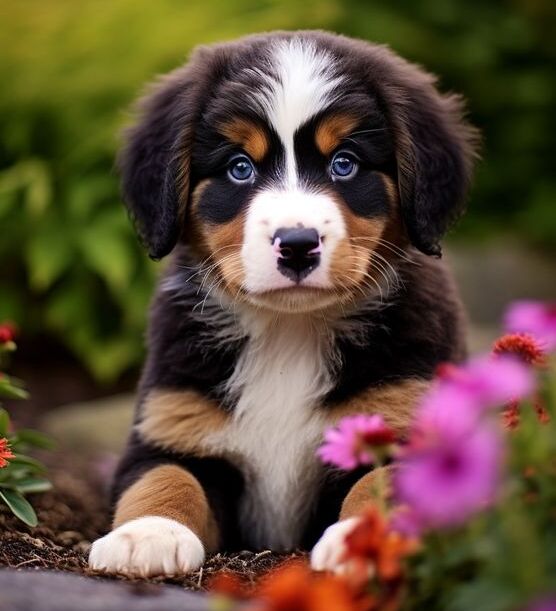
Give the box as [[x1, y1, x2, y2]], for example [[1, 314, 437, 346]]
[[0, 452, 303, 592]]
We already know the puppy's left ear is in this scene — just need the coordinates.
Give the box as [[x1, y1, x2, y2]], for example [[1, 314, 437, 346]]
[[390, 69, 480, 257]]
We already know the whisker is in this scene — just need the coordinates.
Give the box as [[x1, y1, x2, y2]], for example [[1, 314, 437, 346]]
[[348, 236, 419, 265]]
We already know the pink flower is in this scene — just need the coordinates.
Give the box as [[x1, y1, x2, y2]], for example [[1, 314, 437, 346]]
[[527, 598, 556, 611], [504, 300, 556, 351], [394, 421, 504, 529], [317, 414, 396, 470], [435, 355, 535, 412], [389, 506, 425, 538]]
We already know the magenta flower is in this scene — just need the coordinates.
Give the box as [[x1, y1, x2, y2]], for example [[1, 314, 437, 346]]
[[504, 300, 556, 351], [435, 355, 535, 412], [527, 598, 556, 611], [389, 506, 425, 538], [317, 414, 396, 470], [394, 421, 504, 529]]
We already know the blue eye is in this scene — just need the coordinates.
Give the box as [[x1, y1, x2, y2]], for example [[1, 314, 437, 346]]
[[229, 157, 254, 182], [330, 153, 358, 180]]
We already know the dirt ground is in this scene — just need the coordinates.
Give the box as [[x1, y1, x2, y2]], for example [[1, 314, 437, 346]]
[[0, 452, 303, 593]]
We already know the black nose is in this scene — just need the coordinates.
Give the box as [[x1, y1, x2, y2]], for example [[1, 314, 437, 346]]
[[273, 227, 321, 282]]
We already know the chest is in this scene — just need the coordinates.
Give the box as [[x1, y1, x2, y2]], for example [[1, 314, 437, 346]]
[[206, 318, 335, 549]]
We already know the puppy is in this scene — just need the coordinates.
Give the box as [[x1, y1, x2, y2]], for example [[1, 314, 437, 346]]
[[89, 30, 477, 577]]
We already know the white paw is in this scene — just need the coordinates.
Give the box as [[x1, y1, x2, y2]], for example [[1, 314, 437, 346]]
[[310, 517, 361, 573], [88, 516, 205, 577]]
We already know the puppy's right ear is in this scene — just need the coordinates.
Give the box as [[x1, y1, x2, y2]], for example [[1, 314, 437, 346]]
[[118, 48, 217, 259]]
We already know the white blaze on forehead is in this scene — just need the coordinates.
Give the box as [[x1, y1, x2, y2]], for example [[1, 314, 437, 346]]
[[252, 39, 343, 187]]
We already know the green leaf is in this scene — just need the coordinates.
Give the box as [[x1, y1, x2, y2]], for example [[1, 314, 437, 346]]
[[0, 488, 38, 527], [8, 454, 47, 472], [0, 408, 10, 437], [25, 222, 73, 291], [0, 377, 29, 400], [12, 429, 55, 450], [14, 477, 52, 494]]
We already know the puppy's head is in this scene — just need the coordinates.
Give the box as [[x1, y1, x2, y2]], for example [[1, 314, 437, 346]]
[[120, 32, 478, 313]]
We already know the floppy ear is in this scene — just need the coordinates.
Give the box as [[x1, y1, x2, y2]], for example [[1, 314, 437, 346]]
[[392, 75, 479, 257], [118, 47, 220, 259]]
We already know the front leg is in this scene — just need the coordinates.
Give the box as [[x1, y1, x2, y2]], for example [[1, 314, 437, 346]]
[[89, 464, 218, 577], [311, 378, 428, 572], [311, 467, 390, 571]]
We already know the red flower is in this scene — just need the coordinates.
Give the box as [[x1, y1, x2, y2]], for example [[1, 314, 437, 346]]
[[0, 437, 15, 468], [493, 333, 551, 428], [534, 398, 551, 425], [0, 322, 16, 344], [493, 333, 546, 366], [502, 401, 521, 430]]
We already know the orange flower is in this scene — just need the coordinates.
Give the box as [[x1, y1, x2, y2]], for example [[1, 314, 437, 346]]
[[209, 571, 250, 599], [0, 437, 15, 468], [255, 562, 373, 611], [493, 333, 546, 366], [343, 507, 417, 582]]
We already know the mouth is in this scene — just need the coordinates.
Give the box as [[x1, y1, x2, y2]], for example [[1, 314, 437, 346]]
[[245, 285, 345, 313]]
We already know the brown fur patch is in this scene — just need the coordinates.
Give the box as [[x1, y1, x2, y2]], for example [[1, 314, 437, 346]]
[[315, 114, 360, 155], [328, 378, 430, 434], [113, 464, 219, 551], [219, 118, 269, 162], [138, 389, 229, 456], [340, 466, 392, 520]]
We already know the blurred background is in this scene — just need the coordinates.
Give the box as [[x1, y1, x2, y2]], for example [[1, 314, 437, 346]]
[[1, 0, 555, 443]]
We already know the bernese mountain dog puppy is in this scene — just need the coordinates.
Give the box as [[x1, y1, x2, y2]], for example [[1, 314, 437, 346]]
[[89, 30, 478, 577]]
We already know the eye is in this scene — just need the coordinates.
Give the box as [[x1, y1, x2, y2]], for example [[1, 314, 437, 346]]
[[330, 152, 358, 180], [228, 156, 255, 183]]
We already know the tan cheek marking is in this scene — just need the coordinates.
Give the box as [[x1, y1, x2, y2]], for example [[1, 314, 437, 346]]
[[203, 216, 246, 291], [327, 378, 430, 435], [328, 174, 408, 290], [328, 213, 386, 289], [188, 179, 246, 291], [187, 179, 213, 260], [113, 464, 219, 552], [138, 389, 229, 456], [315, 114, 361, 156], [219, 118, 269, 162]]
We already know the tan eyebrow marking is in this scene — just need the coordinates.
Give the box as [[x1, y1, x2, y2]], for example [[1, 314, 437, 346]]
[[315, 114, 361, 155], [219, 118, 270, 162]]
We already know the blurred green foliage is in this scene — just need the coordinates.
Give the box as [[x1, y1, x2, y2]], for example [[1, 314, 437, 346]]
[[0, 0, 554, 381]]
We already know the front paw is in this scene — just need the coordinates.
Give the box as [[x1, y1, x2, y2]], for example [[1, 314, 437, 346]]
[[88, 516, 205, 577], [310, 517, 361, 573]]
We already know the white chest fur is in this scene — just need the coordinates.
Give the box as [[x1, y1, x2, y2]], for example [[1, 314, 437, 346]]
[[207, 312, 335, 550]]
